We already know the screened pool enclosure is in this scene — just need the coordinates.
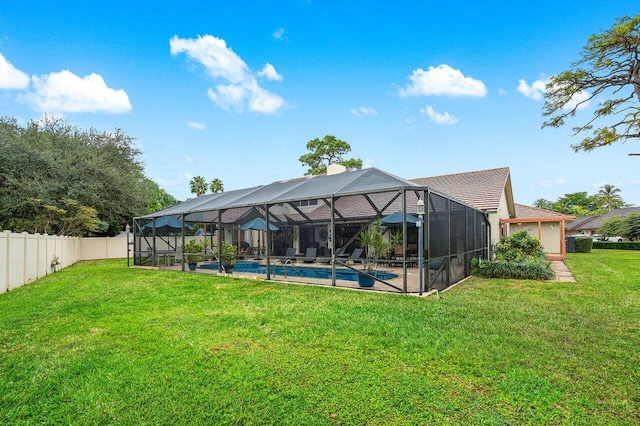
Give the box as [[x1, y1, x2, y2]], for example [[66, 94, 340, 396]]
[[133, 168, 490, 294]]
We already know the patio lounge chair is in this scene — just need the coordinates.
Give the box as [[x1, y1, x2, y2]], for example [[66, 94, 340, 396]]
[[346, 248, 364, 264], [301, 247, 317, 263], [280, 247, 297, 263]]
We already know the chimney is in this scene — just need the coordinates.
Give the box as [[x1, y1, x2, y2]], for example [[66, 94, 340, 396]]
[[327, 163, 347, 175]]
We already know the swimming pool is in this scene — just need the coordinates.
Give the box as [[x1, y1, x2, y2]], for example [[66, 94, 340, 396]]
[[199, 260, 398, 282]]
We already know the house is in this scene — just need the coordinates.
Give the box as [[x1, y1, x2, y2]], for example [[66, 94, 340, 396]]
[[411, 167, 515, 246], [566, 207, 640, 236], [500, 204, 575, 260], [412, 167, 574, 260]]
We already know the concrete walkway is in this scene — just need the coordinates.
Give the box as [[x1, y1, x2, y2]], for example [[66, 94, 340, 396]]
[[551, 261, 576, 282]]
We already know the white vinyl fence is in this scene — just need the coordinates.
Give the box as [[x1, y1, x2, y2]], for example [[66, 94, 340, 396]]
[[0, 230, 128, 294]]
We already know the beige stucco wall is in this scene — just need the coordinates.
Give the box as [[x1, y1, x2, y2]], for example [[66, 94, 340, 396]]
[[509, 222, 561, 256], [489, 189, 512, 246]]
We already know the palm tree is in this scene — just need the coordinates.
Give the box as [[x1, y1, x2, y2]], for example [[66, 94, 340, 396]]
[[189, 176, 208, 197], [209, 178, 224, 194], [598, 184, 624, 212]]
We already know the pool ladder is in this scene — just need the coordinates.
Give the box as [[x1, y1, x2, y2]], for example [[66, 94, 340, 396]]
[[272, 258, 298, 278]]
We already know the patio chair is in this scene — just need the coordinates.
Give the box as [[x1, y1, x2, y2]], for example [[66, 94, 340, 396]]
[[301, 247, 317, 263], [280, 247, 297, 263], [346, 248, 364, 264], [238, 242, 251, 256]]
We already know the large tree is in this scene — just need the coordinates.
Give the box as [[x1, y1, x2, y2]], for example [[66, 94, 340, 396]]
[[542, 14, 640, 152], [0, 116, 163, 236], [189, 176, 208, 197], [209, 178, 224, 194], [298, 135, 363, 175], [597, 184, 625, 212]]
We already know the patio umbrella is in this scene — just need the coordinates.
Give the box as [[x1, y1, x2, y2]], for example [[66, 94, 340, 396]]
[[239, 217, 280, 231], [380, 210, 419, 226], [240, 218, 280, 254], [141, 216, 194, 234]]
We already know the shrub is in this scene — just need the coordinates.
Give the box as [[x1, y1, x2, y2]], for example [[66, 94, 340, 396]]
[[473, 231, 554, 280], [593, 241, 640, 250], [494, 231, 545, 262], [575, 236, 593, 253], [472, 257, 555, 280]]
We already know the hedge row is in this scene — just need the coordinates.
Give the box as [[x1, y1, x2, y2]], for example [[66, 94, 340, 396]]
[[471, 258, 555, 280], [592, 241, 640, 250]]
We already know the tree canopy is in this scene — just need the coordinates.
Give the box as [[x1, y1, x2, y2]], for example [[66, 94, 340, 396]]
[[542, 14, 640, 152], [600, 213, 640, 240], [209, 178, 224, 194], [298, 135, 363, 175], [533, 184, 628, 216], [0, 116, 177, 236], [189, 176, 208, 197]]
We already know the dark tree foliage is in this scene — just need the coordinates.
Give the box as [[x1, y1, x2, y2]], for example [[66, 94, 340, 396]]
[[543, 14, 640, 152], [0, 116, 176, 236], [298, 135, 363, 175]]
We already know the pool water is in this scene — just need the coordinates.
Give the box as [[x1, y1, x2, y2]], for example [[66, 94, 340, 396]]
[[199, 260, 398, 282]]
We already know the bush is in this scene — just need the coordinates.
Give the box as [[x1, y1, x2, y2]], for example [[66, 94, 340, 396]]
[[472, 258, 555, 280], [494, 231, 545, 261], [575, 236, 593, 253], [473, 231, 554, 280], [593, 241, 640, 250]]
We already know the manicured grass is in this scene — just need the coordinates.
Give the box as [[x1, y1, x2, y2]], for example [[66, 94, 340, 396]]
[[1, 252, 638, 424]]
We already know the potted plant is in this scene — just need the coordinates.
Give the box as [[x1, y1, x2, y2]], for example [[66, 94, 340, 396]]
[[356, 219, 392, 287], [214, 241, 237, 270], [184, 239, 205, 271]]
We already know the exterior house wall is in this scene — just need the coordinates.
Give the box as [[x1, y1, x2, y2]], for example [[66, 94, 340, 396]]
[[511, 221, 561, 255], [490, 190, 511, 246]]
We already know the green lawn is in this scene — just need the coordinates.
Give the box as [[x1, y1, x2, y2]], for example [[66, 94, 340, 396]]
[[1, 251, 638, 425]]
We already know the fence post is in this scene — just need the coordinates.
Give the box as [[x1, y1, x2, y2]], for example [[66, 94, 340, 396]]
[[22, 232, 28, 289], [3, 231, 10, 293]]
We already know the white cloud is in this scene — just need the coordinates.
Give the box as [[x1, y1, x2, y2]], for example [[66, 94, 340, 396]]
[[519, 77, 590, 110], [398, 64, 487, 97], [185, 155, 194, 163], [170, 35, 247, 84], [517, 78, 547, 101], [0, 53, 29, 89], [185, 173, 193, 181], [186, 120, 206, 130], [18, 70, 131, 113], [258, 63, 283, 81], [350, 106, 378, 117], [563, 89, 590, 111], [171, 34, 285, 114], [272, 28, 286, 40], [420, 105, 459, 125], [538, 178, 566, 187]]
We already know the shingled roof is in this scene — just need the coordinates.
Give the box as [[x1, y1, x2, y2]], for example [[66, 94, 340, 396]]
[[567, 207, 640, 232], [411, 167, 514, 216], [514, 203, 574, 219]]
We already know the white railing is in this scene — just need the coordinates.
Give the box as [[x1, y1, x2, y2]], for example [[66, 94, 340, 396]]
[[0, 230, 128, 294]]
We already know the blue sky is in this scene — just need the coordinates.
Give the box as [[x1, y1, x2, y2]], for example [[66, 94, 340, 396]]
[[1, 1, 638, 206]]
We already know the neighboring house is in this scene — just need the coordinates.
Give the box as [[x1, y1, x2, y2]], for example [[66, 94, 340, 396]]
[[412, 167, 574, 260], [500, 204, 575, 260], [566, 207, 640, 236], [412, 167, 515, 247]]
